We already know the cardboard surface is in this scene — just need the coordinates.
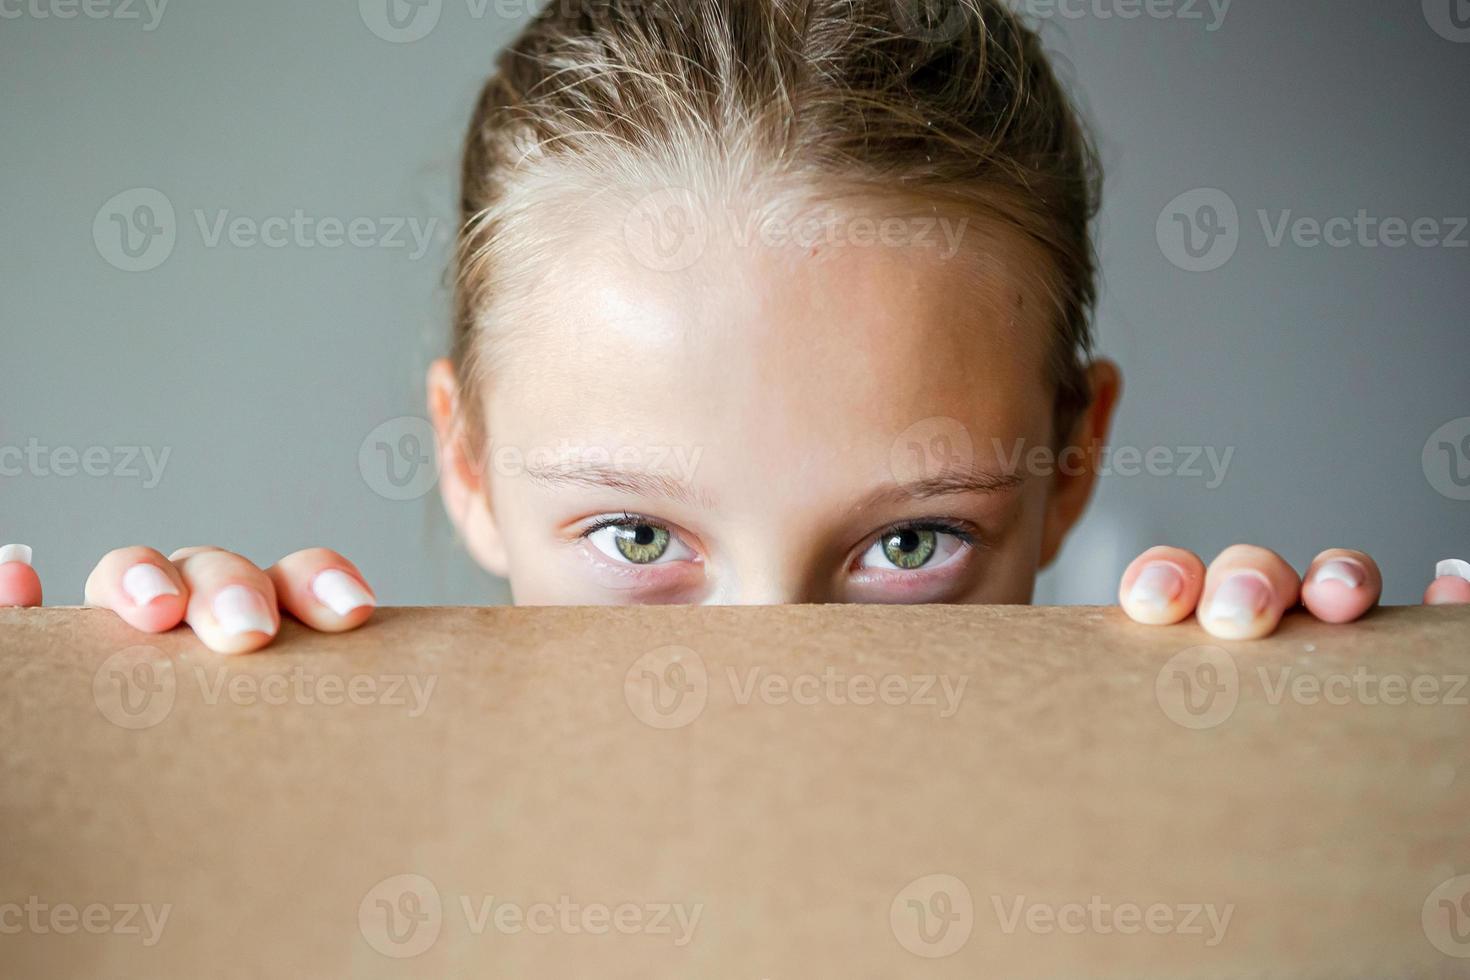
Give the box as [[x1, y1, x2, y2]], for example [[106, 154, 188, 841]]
[[2, 604, 1469, 978]]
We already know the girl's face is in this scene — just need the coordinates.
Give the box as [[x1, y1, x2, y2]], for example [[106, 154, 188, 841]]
[[431, 207, 1118, 605]]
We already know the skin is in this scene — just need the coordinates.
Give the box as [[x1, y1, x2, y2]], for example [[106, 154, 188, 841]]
[[2, 198, 1464, 647]]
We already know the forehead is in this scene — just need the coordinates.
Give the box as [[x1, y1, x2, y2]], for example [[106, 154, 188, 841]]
[[482, 208, 1056, 480]]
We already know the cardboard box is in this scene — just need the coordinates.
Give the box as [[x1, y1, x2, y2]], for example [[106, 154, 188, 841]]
[[2, 604, 1468, 977]]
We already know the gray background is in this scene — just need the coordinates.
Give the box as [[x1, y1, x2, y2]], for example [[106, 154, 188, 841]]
[[2, 0, 1466, 606]]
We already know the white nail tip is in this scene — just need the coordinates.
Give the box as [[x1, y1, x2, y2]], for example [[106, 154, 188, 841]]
[[122, 563, 180, 606], [1208, 604, 1254, 627], [0, 544, 32, 566], [213, 585, 275, 636], [1437, 559, 1470, 582], [312, 569, 374, 616], [1313, 559, 1365, 588]]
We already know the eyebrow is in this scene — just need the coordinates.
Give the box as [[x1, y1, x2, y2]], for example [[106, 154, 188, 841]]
[[871, 470, 1026, 504], [521, 460, 1023, 510], [522, 461, 712, 508]]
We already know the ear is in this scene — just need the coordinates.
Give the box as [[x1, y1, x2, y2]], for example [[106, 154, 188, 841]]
[[1038, 358, 1123, 568], [427, 358, 510, 577]]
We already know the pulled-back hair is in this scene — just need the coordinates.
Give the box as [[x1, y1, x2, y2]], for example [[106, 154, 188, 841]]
[[454, 0, 1101, 444]]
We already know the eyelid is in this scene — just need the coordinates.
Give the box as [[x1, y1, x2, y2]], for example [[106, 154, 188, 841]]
[[873, 518, 977, 542]]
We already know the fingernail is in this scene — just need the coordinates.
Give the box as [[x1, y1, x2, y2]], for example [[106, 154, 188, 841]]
[[1312, 558, 1365, 589], [1128, 562, 1184, 611], [122, 563, 180, 606], [213, 585, 275, 636], [0, 543, 33, 566], [311, 569, 374, 616], [1436, 558, 1470, 582], [1207, 572, 1272, 626]]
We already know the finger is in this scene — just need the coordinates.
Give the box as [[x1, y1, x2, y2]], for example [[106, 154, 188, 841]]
[[83, 546, 188, 633], [1118, 545, 1206, 625], [170, 547, 279, 654], [1198, 544, 1302, 640], [0, 544, 42, 607], [1425, 559, 1470, 606], [1300, 549, 1382, 624], [264, 548, 375, 633]]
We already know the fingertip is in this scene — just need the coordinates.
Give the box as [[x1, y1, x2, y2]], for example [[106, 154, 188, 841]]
[[1119, 546, 1204, 626], [1425, 576, 1470, 606], [311, 568, 375, 614], [1301, 552, 1380, 625], [1120, 560, 1191, 625], [1301, 588, 1373, 624], [110, 560, 188, 632], [196, 583, 279, 654], [0, 557, 42, 608], [267, 552, 376, 633], [1199, 570, 1280, 640], [308, 569, 377, 633], [1198, 545, 1303, 640]]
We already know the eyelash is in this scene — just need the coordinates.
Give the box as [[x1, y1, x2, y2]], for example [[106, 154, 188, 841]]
[[874, 519, 977, 547], [581, 512, 664, 537]]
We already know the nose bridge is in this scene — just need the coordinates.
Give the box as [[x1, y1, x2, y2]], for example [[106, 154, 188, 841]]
[[696, 460, 839, 604], [705, 532, 831, 606], [713, 577, 814, 606]]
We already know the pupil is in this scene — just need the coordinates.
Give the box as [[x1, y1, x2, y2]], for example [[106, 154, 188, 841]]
[[632, 525, 656, 546], [896, 530, 919, 553]]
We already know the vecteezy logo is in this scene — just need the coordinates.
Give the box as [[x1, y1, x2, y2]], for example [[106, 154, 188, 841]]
[[622, 188, 708, 272], [359, 873, 443, 958], [624, 645, 708, 729], [93, 188, 176, 272], [359, 0, 442, 42], [890, 873, 974, 958], [1157, 188, 1240, 272], [92, 646, 176, 730], [359, 416, 439, 501], [1155, 645, 1239, 730], [1423, 0, 1470, 42], [889, 0, 969, 43], [1423, 417, 1470, 501], [889, 417, 975, 492], [1423, 874, 1470, 957]]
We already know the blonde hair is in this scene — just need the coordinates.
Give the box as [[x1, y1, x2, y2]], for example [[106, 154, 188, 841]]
[[453, 0, 1101, 445]]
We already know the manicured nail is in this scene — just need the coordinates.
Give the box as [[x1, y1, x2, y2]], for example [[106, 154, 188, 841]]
[[1128, 562, 1184, 611], [0, 544, 33, 566], [122, 563, 180, 606], [1312, 558, 1365, 589], [311, 569, 374, 616], [212, 585, 275, 636], [1207, 572, 1272, 626], [1436, 558, 1470, 582]]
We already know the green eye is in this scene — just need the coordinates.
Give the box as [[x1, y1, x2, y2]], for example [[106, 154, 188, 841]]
[[613, 523, 671, 564], [882, 528, 937, 570]]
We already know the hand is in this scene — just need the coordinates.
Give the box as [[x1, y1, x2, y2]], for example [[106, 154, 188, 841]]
[[86, 546, 377, 653], [1118, 545, 1470, 639], [0, 543, 375, 654]]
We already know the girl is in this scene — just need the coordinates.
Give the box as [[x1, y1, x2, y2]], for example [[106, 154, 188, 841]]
[[3, 0, 1465, 651]]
